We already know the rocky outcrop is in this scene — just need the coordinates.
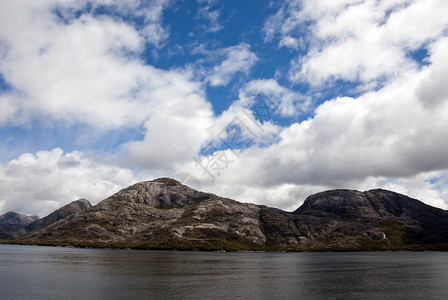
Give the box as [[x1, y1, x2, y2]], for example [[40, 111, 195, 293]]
[[3, 179, 448, 251], [0, 212, 39, 234]]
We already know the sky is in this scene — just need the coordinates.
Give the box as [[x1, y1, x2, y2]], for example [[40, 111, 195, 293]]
[[1, 0, 448, 217]]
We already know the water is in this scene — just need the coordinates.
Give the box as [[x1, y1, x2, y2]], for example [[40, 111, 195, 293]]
[[1, 245, 447, 299]]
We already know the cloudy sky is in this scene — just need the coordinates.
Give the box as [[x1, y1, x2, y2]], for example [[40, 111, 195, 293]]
[[1, 0, 448, 217]]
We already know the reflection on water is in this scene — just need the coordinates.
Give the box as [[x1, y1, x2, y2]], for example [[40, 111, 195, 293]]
[[1, 244, 447, 299]]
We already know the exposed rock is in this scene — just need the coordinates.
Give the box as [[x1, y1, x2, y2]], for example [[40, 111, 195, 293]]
[[21, 179, 266, 249], [2, 179, 448, 251]]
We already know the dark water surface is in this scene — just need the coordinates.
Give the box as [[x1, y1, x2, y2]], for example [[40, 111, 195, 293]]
[[1, 244, 447, 299]]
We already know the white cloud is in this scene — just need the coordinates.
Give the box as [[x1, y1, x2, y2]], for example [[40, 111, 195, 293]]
[[126, 74, 215, 170], [241, 79, 310, 117], [0, 0, 175, 128], [0, 148, 135, 217], [53, 0, 171, 47], [196, 0, 223, 33], [208, 43, 258, 86], [279, 36, 302, 49], [265, 0, 448, 86], [0, 94, 18, 124], [416, 37, 448, 108]]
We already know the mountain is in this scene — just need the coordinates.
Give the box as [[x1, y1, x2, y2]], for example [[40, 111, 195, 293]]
[[18, 178, 266, 250], [23, 199, 92, 233], [0, 199, 91, 240], [3, 178, 448, 251], [0, 212, 39, 234], [287, 189, 448, 249]]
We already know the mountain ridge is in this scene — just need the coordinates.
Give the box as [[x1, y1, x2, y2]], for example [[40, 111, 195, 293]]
[[2, 178, 448, 251]]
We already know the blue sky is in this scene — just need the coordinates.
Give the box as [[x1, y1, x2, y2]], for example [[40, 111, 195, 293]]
[[1, 0, 448, 216]]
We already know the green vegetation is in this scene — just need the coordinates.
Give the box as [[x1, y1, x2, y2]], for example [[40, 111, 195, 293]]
[[2, 237, 264, 252]]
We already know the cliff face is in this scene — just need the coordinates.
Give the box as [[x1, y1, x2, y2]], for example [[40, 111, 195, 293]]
[[4, 179, 448, 251]]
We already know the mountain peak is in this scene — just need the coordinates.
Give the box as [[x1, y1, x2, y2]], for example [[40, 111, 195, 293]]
[[294, 188, 447, 221], [25, 198, 92, 232], [0, 211, 39, 224], [0, 211, 39, 234], [151, 177, 182, 186], [99, 178, 213, 209], [293, 189, 376, 219]]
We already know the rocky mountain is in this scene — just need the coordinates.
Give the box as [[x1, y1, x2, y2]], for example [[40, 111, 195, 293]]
[[0, 212, 39, 234], [3, 178, 448, 251], [18, 178, 266, 250], [287, 189, 448, 249], [23, 199, 92, 233]]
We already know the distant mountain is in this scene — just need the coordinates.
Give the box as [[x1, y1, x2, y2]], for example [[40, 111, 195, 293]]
[[0, 199, 91, 240], [2, 178, 448, 251], [24, 199, 92, 233], [0, 212, 39, 234]]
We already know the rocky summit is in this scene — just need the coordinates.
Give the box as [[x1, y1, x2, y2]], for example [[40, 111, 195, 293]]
[[2, 178, 448, 251]]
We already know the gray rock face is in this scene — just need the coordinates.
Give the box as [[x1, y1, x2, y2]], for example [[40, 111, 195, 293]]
[[5, 179, 448, 251], [0, 212, 39, 233]]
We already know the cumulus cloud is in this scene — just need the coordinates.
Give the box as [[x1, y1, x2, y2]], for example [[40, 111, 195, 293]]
[[265, 0, 448, 86], [125, 71, 215, 170], [53, 0, 171, 47], [240, 79, 310, 117], [0, 148, 135, 217], [208, 43, 258, 86], [0, 0, 173, 128], [416, 37, 448, 108]]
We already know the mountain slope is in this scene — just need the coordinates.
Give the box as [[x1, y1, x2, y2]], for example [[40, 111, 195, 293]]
[[5, 179, 448, 251], [24, 199, 92, 233]]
